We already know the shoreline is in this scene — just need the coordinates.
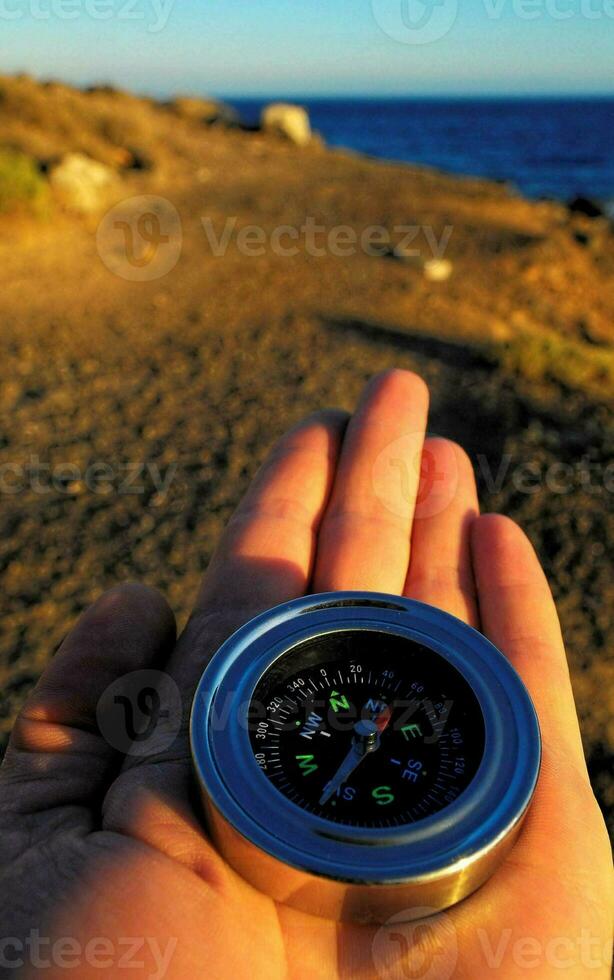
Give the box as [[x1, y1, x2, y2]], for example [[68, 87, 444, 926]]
[[225, 93, 614, 208], [5, 74, 613, 205]]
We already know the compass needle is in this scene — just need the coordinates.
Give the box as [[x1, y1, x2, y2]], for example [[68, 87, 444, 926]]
[[319, 718, 381, 805]]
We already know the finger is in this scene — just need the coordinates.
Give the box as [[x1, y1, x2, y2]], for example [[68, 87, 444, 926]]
[[470, 514, 611, 934], [0, 584, 175, 815], [313, 369, 429, 593], [404, 438, 480, 626], [471, 514, 587, 777], [166, 409, 348, 695]]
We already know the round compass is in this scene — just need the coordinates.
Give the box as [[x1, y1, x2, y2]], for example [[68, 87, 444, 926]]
[[191, 593, 541, 923], [248, 629, 486, 828]]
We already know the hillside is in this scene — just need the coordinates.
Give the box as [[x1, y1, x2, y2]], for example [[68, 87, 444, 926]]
[[0, 74, 612, 826]]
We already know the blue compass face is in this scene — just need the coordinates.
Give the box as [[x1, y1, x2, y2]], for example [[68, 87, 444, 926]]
[[248, 629, 486, 828]]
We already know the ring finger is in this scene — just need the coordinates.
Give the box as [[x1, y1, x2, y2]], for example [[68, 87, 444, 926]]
[[404, 437, 480, 626]]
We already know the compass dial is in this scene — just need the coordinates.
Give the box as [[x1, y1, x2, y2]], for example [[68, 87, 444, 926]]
[[248, 629, 485, 828]]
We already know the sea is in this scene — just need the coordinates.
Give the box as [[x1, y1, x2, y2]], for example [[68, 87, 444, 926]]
[[230, 97, 614, 211]]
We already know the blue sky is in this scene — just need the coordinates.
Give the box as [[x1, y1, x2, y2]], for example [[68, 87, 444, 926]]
[[1, 0, 613, 96]]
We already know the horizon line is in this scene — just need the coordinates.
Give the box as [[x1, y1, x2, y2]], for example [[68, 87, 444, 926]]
[[7, 73, 614, 102], [217, 91, 614, 100]]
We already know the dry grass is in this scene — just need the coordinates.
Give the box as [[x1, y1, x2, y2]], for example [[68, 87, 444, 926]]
[[492, 328, 614, 401], [0, 74, 232, 172], [0, 148, 48, 216]]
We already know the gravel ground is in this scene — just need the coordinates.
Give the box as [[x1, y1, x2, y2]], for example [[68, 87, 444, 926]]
[[0, 90, 612, 828]]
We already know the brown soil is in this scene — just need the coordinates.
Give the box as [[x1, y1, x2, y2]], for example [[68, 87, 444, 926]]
[[0, 76, 612, 830]]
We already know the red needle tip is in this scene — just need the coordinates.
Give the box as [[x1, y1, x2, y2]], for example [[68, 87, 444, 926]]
[[373, 705, 392, 733]]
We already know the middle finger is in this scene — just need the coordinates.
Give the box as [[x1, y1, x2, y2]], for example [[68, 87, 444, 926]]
[[312, 370, 429, 593]]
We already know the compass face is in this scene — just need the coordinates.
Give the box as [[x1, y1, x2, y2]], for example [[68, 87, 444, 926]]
[[248, 629, 486, 828]]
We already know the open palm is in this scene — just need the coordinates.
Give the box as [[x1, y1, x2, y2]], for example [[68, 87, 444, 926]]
[[1, 371, 611, 979]]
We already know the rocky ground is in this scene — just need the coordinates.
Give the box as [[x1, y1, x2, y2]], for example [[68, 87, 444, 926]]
[[0, 76, 612, 829]]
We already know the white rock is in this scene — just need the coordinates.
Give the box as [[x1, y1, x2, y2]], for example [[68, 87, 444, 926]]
[[49, 153, 116, 214], [423, 258, 453, 282], [261, 103, 312, 147]]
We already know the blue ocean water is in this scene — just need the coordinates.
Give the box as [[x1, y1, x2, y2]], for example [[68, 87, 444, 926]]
[[231, 97, 614, 208]]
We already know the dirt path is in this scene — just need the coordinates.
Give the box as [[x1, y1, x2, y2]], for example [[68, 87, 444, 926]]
[[0, 128, 612, 826]]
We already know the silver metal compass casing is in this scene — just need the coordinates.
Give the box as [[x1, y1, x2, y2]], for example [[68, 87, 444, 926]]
[[190, 592, 541, 924]]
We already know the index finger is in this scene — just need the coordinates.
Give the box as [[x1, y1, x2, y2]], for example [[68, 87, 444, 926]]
[[168, 409, 348, 694]]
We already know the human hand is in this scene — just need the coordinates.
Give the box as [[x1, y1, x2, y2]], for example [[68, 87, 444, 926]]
[[1, 370, 611, 979]]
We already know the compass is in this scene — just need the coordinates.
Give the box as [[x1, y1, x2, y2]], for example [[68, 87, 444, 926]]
[[190, 592, 541, 923]]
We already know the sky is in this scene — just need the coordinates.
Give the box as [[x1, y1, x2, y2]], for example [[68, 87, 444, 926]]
[[0, 0, 612, 97]]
